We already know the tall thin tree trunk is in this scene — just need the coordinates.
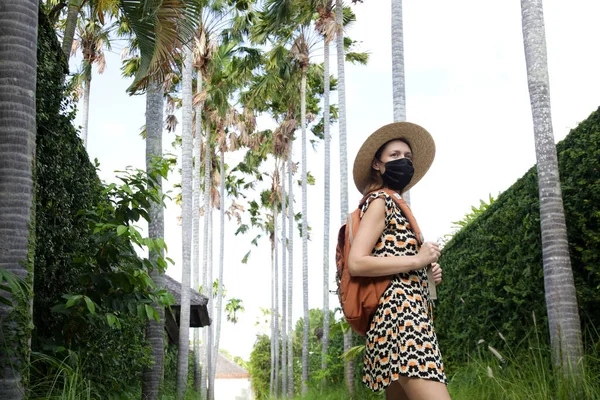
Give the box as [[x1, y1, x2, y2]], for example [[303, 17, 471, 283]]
[[192, 74, 203, 393], [81, 75, 91, 148], [391, 0, 407, 123], [300, 66, 309, 395], [61, 0, 80, 60], [321, 38, 331, 382], [287, 147, 294, 398], [281, 160, 288, 398], [201, 118, 212, 400], [335, 1, 353, 395], [210, 148, 226, 400], [520, 0, 583, 375], [207, 209, 214, 400], [270, 245, 275, 398], [274, 192, 280, 397], [335, 0, 348, 221], [142, 82, 165, 400], [391, 0, 409, 205], [344, 330, 355, 396], [0, 1, 38, 397], [176, 45, 194, 399]]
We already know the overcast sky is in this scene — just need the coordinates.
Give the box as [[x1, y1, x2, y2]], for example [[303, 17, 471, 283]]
[[75, 0, 600, 360]]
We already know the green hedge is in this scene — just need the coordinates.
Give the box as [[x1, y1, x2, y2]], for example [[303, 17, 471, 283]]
[[34, 6, 105, 347], [436, 107, 600, 368], [32, 7, 151, 396]]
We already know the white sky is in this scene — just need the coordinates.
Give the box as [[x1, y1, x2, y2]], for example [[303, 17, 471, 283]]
[[74, 0, 600, 361]]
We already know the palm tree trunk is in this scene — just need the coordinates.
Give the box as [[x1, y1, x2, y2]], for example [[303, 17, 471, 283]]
[[201, 115, 212, 400], [287, 146, 294, 398], [81, 75, 91, 148], [300, 65, 310, 395], [270, 250, 275, 397], [0, 1, 38, 397], [270, 254, 275, 398], [207, 209, 214, 400], [391, 0, 409, 205], [520, 0, 583, 375], [322, 38, 331, 382], [61, 0, 81, 60], [142, 82, 165, 400], [281, 160, 288, 398], [192, 74, 203, 393], [335, 1, 353, 395], [210, 148, 226, 399], [274, 195, 280, 397], [176, 45, 194, 399], [391, 0, 407, 122], [344, 330, 355, 396], [335, 0, 348, 221]]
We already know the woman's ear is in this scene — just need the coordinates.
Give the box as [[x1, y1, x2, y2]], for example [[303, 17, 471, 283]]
[[372, 158, 381, 171]]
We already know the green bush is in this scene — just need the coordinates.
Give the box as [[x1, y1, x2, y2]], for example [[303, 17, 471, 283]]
[[436, 107, 600, 368], [32, 7, 171, 397], [248, 309, 352, 399]]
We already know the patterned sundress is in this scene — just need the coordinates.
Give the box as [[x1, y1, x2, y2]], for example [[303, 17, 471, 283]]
[[360, 190, 447, 392]]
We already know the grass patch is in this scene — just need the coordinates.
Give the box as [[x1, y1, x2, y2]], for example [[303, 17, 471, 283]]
[[447, 321, 600, 400]]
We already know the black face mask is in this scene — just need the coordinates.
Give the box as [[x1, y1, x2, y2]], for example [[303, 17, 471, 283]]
[[379, 158, 414, 192]]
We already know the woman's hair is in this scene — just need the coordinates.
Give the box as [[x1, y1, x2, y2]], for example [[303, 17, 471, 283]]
[[361, 138, 412, 195]]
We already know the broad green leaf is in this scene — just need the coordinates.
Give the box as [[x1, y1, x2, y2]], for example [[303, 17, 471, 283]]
[[145, 304, 154, 320], [106, 314, 117, 327], [117, 225, 128, 236], [84, 296, 96, 314], [66, 295, 82, 308]]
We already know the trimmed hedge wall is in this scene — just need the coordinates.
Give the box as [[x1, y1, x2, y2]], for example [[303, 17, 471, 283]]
[[436, 107, 600, 367], [34, 6, 105, 346], [33, 8, 151, 395]]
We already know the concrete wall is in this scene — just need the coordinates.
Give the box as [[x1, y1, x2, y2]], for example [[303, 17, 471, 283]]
[[214, 378, 253, 400]]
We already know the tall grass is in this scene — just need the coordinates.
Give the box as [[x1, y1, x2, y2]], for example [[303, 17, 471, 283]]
[[447, 317, 600, 400], [27, 351, 93, 400]]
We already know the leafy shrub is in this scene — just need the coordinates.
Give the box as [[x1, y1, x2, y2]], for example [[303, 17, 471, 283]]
[[436, 107, 600, 368]]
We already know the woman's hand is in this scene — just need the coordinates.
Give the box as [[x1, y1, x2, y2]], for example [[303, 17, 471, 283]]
[[431, 262, 442, 285], [417, 242, 440, 267]]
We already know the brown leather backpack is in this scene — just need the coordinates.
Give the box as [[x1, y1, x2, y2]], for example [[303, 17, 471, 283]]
[[335, 188, 428, 336]]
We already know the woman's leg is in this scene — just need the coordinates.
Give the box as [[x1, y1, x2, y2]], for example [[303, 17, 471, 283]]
[[397, 376, 451, 400], [385, 380, 409, 400]]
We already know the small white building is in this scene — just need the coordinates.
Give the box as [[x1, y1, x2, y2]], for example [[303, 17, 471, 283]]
[[213, 353, 253, 400]]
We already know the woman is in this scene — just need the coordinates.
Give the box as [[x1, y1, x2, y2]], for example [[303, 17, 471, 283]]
[[348, 122, 451, 400]]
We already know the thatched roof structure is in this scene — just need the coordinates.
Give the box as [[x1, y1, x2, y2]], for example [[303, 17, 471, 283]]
[[163, 274, 211, 344]]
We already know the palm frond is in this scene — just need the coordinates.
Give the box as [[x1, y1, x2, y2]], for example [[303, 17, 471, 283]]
[[118, 0, 202, 93]]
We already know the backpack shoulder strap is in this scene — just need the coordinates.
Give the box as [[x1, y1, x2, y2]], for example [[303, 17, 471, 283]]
[[380, 188, 424, 245]]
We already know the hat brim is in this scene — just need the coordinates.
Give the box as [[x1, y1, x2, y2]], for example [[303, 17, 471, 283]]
[[352, 122, 435, 194]]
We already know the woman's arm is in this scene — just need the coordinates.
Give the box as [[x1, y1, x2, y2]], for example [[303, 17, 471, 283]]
[[347, 198, 440, 277]]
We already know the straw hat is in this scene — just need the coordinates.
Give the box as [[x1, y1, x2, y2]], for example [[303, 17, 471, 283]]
[[352, 122, 436, 194]]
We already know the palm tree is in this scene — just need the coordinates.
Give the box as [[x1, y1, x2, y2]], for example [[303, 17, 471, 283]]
[[287, 142, 295, 398], [0, 2, 38, 397], [290, 27, 317, 400], [336, 1, 354, 394], [71, 12, 111, 148], [192, 70, 203, 392], [315, 0, 336, 379], [201, 116, 213, 400], [280, 159, 288, 397], [390, 0, 409, 205], [141, 81, 166, 400], [177, 44, 194, 399], [61, 0, 85, 59], [520, 0, 583, 377], [213, 133, 226, 400], [225, 298, 245, 323]]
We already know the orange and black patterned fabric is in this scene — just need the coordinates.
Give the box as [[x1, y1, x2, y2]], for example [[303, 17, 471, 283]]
[[360, 191, 447, 392]]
